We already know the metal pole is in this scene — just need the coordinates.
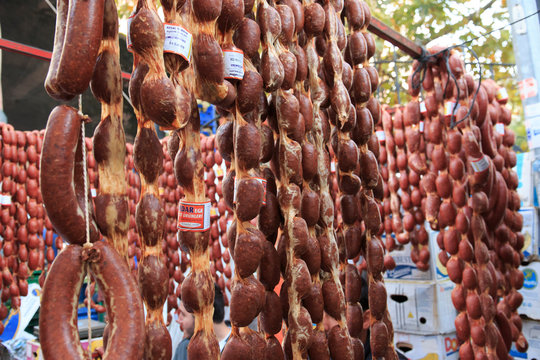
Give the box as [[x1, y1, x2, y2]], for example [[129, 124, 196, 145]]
[[393, 47, 401, 105], [0, 38, 132, 80]]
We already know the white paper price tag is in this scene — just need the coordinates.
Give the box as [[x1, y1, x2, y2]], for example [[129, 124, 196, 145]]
[[495, 123, 505, 135], [376, 130, 386, 142], [91, 188, 97, 198], [0, 194, 11, 206], [471, 155, 489, 173], [163, 23, 192, 62], [420, 101, 427, 115], [419, 121, 425, 133], [496, 88, 508, 103], [126, 11, 136, 53], [444, 101, 459, 117], [223, 49, 244, 80]]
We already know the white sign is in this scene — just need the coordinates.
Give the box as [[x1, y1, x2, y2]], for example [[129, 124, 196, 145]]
[[526, 116, 540, 149], [223, 49, 244, 80], [163, 23, 193, 62]]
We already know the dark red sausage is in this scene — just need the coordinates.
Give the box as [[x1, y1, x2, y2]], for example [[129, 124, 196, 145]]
[[45, 0, 105, 100], [40, 106, 101, 245], [87, 241, 145, 359], [39, 245, 87, 359]]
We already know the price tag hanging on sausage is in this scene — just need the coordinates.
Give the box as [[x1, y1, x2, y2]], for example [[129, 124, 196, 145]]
[[0, 194, 11, 206], [496, 88, 508, 103], [471, 155, 489, 173], [420, 101, 427, 116], [126, 11, 136, 53], [444, 101, 459, 118], [163, 23, 193, 62], [177, 200, 211, 231], [223, 49, 244, 80]]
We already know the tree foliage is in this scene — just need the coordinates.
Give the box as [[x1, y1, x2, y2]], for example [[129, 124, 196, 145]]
[[367, 0, 527, 151]]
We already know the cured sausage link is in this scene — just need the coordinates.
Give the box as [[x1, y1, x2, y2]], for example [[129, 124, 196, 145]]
[[39, 242, 145, 360], [86, 241, 145, 360], [45, 0, 105, 100], [91, 0, 130, 260], [40, 105, 100, 246], [39, 245, 87, 360]]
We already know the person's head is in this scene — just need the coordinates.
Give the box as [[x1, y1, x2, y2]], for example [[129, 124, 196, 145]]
[[213, 283, 225, 324], [177, 301, 195, 339]]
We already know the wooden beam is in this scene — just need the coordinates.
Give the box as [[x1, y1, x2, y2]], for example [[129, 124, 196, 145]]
[[367, 17, 424, 59]]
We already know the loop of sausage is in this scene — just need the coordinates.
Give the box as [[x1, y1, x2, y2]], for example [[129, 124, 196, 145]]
[[39, 242, 145, 360], [45, 0, 105, 100], [40, 105, 100, 246], [39, 245, 87, 359], [87, 241, 145, 359]]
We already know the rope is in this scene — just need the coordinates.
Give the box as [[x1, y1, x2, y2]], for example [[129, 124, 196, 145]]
[[406, 9, 540, 129], [43, 0, 57, 14], [79, 94, 93, 358]]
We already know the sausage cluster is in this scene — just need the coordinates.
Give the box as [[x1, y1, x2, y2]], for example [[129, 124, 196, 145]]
[[91, 0, 130, 263], [0, 124, 46, 323], [15, 0, 533, 357], [39, 0, 146, 358], [220, 2, 275, 358], [379, 106, 429, 270], [129, 0, 179, 357], [405, 49, 528, 358]]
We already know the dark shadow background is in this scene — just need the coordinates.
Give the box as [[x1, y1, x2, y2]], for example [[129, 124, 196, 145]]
[[0, 0, 138, 142]]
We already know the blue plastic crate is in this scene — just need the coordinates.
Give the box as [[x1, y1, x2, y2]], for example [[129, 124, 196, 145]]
[[198, 103, 217, 135], [77, 307, 98, 321]]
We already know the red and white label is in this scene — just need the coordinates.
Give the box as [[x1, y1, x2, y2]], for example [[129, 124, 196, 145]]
[[471, 155, 489, 173], [420, 101, 427, 115], [496, 87, 508, 103], [444, 101, 459, 118], [495, 123, 505, 135], [177, 200, 211, 231], [376, 130, 386, 142], [419, 121, 425, 133], [126, 11, 136, 53], [223, 49, 244, 80], [163, 23, 192, 62]]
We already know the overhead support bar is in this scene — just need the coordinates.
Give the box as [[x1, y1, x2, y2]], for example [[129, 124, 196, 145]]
[[367, 17, 424, 59], [0, 38, 132, 80]]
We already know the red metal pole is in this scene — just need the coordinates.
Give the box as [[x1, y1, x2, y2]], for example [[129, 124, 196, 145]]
[[0, 38, 132, 80]]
